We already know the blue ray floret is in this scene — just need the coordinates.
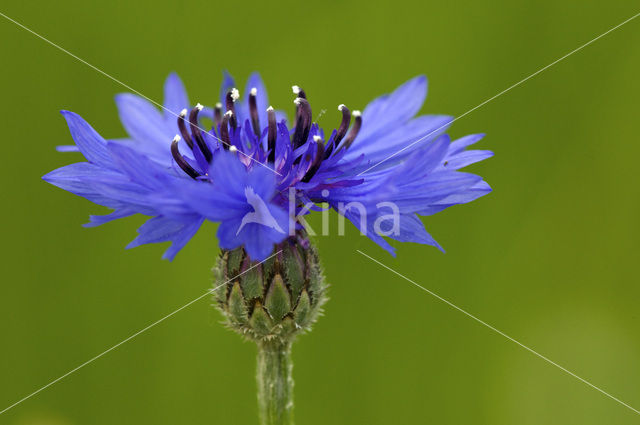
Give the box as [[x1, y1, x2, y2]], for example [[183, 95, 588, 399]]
[[44, 72, 493, 261]]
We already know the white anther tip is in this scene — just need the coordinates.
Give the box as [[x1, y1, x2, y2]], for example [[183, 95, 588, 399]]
[[338, 104, 346, 111], [353, 110, 362, 117], [195, 103, 204, 111], [215, 102, 222, 108], [230, 88, 240, 101], [172, 134, 181, 142], [292, 85, 301, 94], [224, 110, 234, 117], [179, 108, 188, 117], [250, 87, 257, 96], [229, 145, 238, 152], [313, 135, 322, 142], [293, 97, 303, 105], [266, 106, 274, 112]]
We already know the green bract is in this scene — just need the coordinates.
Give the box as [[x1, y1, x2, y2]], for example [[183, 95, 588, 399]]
[[214, 240, 327, 344]]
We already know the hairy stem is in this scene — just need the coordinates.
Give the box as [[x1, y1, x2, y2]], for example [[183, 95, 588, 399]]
[[256, 340, 294, 425]]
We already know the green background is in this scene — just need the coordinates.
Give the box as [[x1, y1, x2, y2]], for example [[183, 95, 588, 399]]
[[1, 1, 639, 424]]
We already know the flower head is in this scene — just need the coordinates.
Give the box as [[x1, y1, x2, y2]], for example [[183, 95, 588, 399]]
[[44, 72, 492, 260]]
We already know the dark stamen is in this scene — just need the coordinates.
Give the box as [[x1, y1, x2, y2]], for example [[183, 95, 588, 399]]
[[225, 88, 239, 128], [301, 137, 325, 182], [341, 110, 362, 150], [177, 109, 193, 149], [171, 136, 200, 179], [248, 88, 260, 137], [292, 85, 307, 100], [213, 102, 223, 128], [292, 97, 312, 149], [189, 104, 213, 163], [267, 106, 277, 163], [220, 111, 233, 150], [324, 104, 351, 158]]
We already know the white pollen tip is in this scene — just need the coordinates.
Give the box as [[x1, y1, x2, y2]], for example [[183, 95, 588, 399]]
[[229, 145, 238, 152], [224, 110, 234, 117], [293, 97, 303, 105], [195, 103, 204, 111], [179, 108, 188, 117], [215, 102, 222, 108], [172, 134, 181, 142], [338, 104, 346, 111], [292, 85, 301, 94], [313, 135, 322, 142], [250, 87, 257, 96], [353, 110, 362, 117], [231, 88, 240, 101], [266, 106, 274, 112]]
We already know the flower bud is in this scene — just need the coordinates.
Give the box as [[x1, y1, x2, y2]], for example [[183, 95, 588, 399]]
[[213, 238, 327, 343]]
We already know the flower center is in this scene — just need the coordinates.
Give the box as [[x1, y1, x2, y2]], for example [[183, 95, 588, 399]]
[[169, 85, 363, 183]]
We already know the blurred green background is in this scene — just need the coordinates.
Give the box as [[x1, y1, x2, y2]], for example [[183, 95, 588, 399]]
[[1, 1, 639, 424]]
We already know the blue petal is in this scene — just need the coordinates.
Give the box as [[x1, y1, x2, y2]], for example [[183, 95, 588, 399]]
[[84, 206, 139, 227], [448, 133, 485, 155], [386, 214, 444, 252], [343, 115, 452, 167], [442, 149, 494, 170], [416, 180, 492, 215], [163, 72, 190, 120], [56, 145, 80, 152], [115, 93, 172, 149], [43, 162, 124, 207], [127, 215, 204, 261], [60, 111, 115, 169], [357, 76, 427, 142], [216, 202, 290, 261]]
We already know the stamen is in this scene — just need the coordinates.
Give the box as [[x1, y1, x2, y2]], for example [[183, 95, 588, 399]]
[[220, 110, 233, 150], [225, 89, 238, 128], [248, 87, 260, 137], [301, 137, 325, 182], [325, 104, 351, 158], [213, 102, 223, 127], [342, 110, 362, 150], [292, 85, 307, 99], [231, 88, 240, 101], [171, 135, 200, 179], [177, 108, 193, 149], [229, 145, 238, 153], [267, 106, 277, 163], [292, 97, 312, 149], [189, 104, 213, 163]]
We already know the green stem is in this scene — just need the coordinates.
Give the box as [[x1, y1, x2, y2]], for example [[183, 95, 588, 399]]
[[256, 340, 294, 425]]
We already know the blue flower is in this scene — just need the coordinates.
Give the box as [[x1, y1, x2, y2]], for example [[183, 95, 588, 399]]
[[44, 72, 492, 261]]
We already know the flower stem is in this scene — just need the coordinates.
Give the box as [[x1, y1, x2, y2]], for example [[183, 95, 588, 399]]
[[256, 340, 294, 425]]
